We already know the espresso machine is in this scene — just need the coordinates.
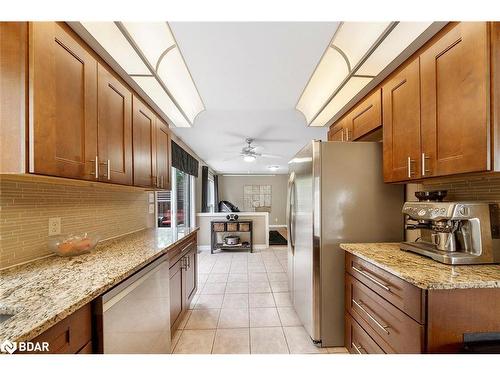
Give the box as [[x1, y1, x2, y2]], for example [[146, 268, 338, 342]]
[[401, 191, 500, 264]]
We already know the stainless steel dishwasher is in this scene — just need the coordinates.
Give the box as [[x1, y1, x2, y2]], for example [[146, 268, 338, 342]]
[[96, 253, 171, 354]]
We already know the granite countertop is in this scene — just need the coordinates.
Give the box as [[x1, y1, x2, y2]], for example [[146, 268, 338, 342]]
[[0, 227, 198, 344], [340, 243, 500, 290]]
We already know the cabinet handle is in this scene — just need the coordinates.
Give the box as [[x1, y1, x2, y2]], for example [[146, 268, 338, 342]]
[[341, 129, 345, 142], [186, 255, 190, 269], [352, 299, 390, 334], [180, 241, 195, 254], [160, 175, 164, 188], [352, 342, 365, 354], [422, 153, 431, 176], [351, 266, 390, 291], [180, 256, 187, 270], [345, 128, 350, 141], [407, 157, 416, 178], [88, 156, 99, 179], [100, 159, 111, 180]]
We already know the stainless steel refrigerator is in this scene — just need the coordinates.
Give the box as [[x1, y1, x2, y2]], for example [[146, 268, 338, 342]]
[[287, 140, 404, 347]]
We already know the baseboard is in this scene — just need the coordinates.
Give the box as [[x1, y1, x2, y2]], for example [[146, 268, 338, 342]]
[[269, 225, 287, 228], [198, 244, 268, 251]]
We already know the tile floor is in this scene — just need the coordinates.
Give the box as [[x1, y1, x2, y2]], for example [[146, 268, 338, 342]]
[[171, 245, 349, 354]]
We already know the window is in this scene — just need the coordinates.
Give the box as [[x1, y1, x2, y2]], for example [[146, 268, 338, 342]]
[[175, 168, 191, 228], [207, 177, 215, 213], [157, 191, 172, 227], [157, 167, 194, 231]]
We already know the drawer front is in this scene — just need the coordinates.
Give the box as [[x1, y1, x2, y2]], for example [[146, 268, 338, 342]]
[[346, 273, 423, 353], [168, 235, 197, 264], [25, 304, 92, 354], [345, 312, 385, 354], [77, 341, 93, 354], [346, 253, 425, 323]]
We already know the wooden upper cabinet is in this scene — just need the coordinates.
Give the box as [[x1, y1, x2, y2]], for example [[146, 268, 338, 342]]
[[348, 89, 382, 140], [97, 64, 133, 185], [420, 22, 490, 177], [132, 96, 156, 188], [382, 58, 421, 182], [328, 117, 351, 142], [30, 22, 97, 180], [156, 118, 171, 190]]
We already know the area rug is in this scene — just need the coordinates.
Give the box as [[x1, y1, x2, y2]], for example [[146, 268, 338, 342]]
[[269, 230, 288, 246]]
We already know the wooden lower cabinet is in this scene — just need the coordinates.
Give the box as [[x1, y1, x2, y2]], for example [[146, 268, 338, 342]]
[[345, 253, 500, 353], [345, 273, 424, 353], [169, 257, 184, 330], [21, 304, 93, 354], [345, 312, 385, 354], [169, 234, 198, 333]]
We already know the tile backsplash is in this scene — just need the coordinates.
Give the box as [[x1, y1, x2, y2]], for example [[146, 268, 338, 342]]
[[406, 175, 500, 242], [0, 175, 152, 269], [414, 175, 500, 201]]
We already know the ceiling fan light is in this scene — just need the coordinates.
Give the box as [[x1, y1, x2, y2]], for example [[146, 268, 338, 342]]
[[243, 155, 256, 162]]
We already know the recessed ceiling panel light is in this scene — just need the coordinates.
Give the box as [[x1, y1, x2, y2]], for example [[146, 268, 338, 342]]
[[296, 22, 436, 127]]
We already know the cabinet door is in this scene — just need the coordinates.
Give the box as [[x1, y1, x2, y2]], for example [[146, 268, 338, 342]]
[[421, 22, 489, 177], [132, 96, 156, 187], [169, 259, 184, 330], [183, 246, 197, 303], [349, 89, 382, 140], [382, 58, 421, 182], [97, 64, 132, 185], [329, 122, 347, 142], [156, 118, 171, 190], [30, 22, 97, 180]]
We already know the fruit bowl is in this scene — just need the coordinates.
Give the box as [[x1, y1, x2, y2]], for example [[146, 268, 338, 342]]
[[49, 233, 100, 257]]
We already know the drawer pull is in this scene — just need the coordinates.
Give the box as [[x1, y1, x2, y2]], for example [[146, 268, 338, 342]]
[[352, 342, 365, 354], [180, 241, 195, 254], [352, 299, 390, 334], [352, 266, 390, 291]]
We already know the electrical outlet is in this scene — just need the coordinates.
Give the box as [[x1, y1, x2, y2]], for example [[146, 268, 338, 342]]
[[148, 204, 155, 214], [48, 217, 61, 236]]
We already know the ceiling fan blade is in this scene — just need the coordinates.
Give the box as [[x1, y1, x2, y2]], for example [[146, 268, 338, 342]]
[[254, 138, 294, 144], [260, 154, 283, 159]]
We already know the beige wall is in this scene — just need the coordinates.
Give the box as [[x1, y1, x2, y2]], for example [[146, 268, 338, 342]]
[[218, 175, 288, 225], [0, 175, 153, 269]]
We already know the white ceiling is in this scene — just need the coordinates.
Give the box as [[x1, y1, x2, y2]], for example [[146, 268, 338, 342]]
[[169, 22, 338, 174]]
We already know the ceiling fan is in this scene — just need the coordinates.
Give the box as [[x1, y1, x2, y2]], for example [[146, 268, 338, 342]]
[[238, 138, 282, 162]]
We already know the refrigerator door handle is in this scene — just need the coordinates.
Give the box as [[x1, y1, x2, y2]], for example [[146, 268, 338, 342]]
[[288, 179, 296, 253]]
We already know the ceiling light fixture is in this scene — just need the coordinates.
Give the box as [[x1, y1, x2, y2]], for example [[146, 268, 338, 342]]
[[80, 22, 205, 128], [243, 155, 256, 162], [268, 165, 280, 171], [296, 22, 435, 127]]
